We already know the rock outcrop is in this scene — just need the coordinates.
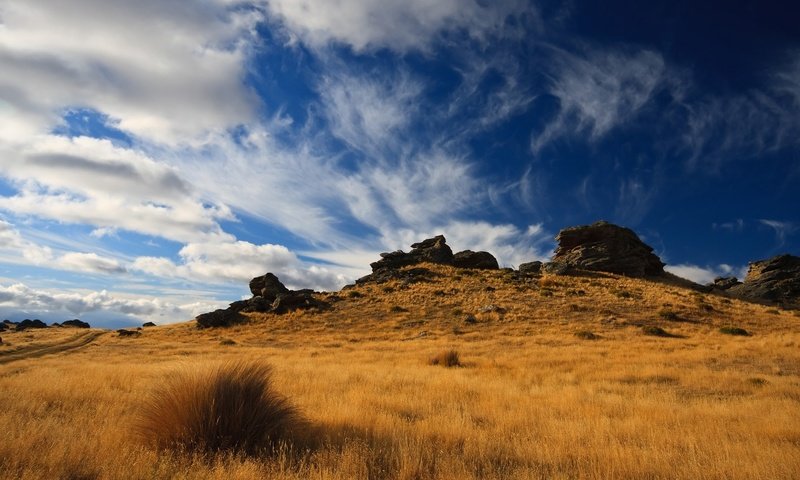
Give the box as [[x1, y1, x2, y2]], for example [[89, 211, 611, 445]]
[[16, 319, 48, 331], [518, 261, 543, 275], [249, 273, 290, 300], [728, 254, 800, 305], [0, 323, 6, 332], [547, 221, 665, 277], [452, 250, 499, 269], [359, 235, 498, 284], [708, 276, 741, 291], [142, 322, 157, 327], [63, 319, 90, 328], [196, 308, 247, 328], [196, 273, 329, 328]]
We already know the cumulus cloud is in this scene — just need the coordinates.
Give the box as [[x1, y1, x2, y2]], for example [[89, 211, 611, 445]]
[[263, 0, 529, 53], [132, 240, 352, 291]]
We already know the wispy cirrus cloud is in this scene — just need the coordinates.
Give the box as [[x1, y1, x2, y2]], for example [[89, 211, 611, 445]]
[[262, 0, 531, 53], [533, 46, 674, 152]]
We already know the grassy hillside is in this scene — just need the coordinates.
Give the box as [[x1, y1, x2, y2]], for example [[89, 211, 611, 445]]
[[1, 264, 799, 479]]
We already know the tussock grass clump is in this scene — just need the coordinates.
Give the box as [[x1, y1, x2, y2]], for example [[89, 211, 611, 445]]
[[135, 361, 300, 455], [429, 349, 461, 367], [642, 325, 676, 337], [658, 309, 680, 321], [575, 330, 600, 340], [720, 326, 750, 336]]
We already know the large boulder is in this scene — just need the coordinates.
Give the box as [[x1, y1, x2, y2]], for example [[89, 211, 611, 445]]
[[728, 254, 800, 304], [196, 308, 247, 328], [452, 250, 499, 269], [16, 319, 48, 331], [248, 273, 289, 300], [62, 319, 90, 328], [548, 221, 665, 277], [518, 261, 543, 275]]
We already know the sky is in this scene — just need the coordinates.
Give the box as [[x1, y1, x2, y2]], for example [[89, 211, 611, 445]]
[[0, 0, 798, 327]]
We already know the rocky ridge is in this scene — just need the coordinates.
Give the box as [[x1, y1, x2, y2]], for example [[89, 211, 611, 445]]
[[194, 221, 799, 327]]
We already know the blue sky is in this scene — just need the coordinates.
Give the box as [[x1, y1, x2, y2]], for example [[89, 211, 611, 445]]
[[0, 0, 798, 327]]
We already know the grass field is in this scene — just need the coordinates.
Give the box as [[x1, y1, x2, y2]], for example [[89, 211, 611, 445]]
[[1, 264, 799, 479]]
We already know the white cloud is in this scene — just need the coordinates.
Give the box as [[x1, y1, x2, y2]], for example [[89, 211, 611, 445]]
[[665, 263, 746, 284], [263, 0, 529, 53], [0, 136, 234, 243], [533, 47, 670, 152], [0, 0, 261, 145], [759, 219, 797, 248], [132, 240, 351, 291], [57, 252, 126, 275], [320, 69, 423, 156], [0, 281, 220, 323]]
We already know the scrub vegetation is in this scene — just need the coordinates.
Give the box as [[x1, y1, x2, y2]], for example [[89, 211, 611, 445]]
[[1, 264, 798, 479]]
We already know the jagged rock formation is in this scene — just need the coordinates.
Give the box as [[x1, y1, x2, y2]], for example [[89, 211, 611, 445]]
[[62, 319, 90, 328], [358, 235, 498, 284], [196, 273, 329, 328], [546, 221, 665, 277], [728, 254, 800, 304]]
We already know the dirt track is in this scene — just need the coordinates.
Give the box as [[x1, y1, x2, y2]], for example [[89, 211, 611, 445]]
[[0, 331, 106, 365]]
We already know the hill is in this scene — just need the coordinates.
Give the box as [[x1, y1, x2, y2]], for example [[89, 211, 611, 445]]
[[0, 222, 798, 479]]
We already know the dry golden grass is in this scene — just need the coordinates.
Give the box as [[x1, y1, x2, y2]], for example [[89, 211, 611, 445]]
[[1, 264, 799, 479]]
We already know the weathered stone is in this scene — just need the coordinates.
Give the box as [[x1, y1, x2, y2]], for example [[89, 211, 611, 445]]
[[196, 308, 247, 328], [452, 250, 499, 269], [142, 322, 157, 327], [248, 273, 289, 300], [16, 319, 48, 331], [709, 276, 741, 290], [518, 261, 543, 275], [62, 319, 90, 328], [271, 292, 329, 314], [550, 221, 665, 277], [228, 300, 251, 312], [369, 235, 454, 273], [728, 254, 800, 304]]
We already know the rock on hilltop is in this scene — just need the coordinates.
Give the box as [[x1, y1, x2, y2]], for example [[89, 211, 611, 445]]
[[358, 235, 498, 284], [546, 221, 665, 277], [728, 254, 800, 305]]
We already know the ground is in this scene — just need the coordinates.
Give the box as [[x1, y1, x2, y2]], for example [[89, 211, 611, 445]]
[[1, 265, 799, 479]]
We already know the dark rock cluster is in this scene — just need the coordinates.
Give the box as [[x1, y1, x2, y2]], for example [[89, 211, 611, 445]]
[[196, 273, 329, 328], [62, 319, 90, 328], [15, 319, 48, 331], [546, 221, 665, 277], [727, 254, 800, 305], [357, 235, 498, 284]]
